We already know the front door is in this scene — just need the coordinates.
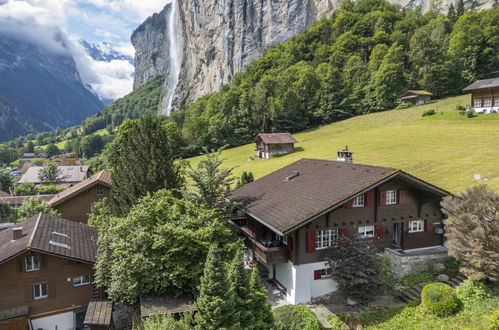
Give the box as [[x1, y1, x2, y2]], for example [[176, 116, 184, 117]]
[[393, 222, 403, 249]]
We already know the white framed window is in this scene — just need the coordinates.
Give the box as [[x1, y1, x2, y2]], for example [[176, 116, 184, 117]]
[[73, 275, 90, 286], [483, 97, 492, 107], [494, 97, 499, 106], [409, 220, 424, 233], [316, 229, 339, 249], [96, 186, 103, 196], [358, 225, 375, 238], [25, 256, 40, 272], [352, 195, 365, 207], [33, 283, 48, 300], [386, 190, 397, 205], [473, 98, 482, 107]]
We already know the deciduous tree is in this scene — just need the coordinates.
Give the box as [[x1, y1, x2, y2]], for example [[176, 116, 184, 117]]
[[15, 197, 59, 222], [38, 161, 62, 185]]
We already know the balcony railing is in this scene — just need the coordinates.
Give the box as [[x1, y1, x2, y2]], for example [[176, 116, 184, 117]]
[[228, 217, 289, 265]]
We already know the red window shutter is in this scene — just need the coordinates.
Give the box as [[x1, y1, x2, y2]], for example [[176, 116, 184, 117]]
[[345, 200, 353, 209], [306, 232, 316, 252], [377, 224, 385, 238], [399, 190, 407, 205], [366, 191, 374, 206], [379, 191, 386, 206], [426, 219, 434, 232], [314, 270, 322, 280], [339, 228, 349, 237], [287, 236, 293, 251]]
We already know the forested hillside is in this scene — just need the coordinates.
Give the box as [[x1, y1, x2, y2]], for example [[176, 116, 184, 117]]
[[172, 0, 498, 154]]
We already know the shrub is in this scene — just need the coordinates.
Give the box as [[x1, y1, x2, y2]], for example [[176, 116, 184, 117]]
[[422, 109, 436, 117], [273, 305, 321, 330], [443, 257, 461, 278], [421, 283, 461, 316], [327, 314, 349, 330], [36, 185, 65, 195], [396, 265, 438, 290], [466, 109, 476, 118], [488, 309, 499, 330], [456, 280, 492, 307], [397, 103, 412, 109]]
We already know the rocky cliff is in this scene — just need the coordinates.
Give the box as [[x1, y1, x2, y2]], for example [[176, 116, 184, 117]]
[[132, 0, 493, 113]]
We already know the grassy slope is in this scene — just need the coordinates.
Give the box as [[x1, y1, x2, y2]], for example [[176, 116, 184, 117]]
[[187, 94, 499, 193]]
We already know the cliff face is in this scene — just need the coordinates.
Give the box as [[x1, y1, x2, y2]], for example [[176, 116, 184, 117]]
[[132, 0, 493, 112]]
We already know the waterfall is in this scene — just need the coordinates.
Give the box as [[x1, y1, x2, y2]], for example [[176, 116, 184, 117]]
[[163, 0, 181, 115]]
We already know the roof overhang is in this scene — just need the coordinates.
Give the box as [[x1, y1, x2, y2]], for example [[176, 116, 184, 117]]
[[49, 180, 111, 206]]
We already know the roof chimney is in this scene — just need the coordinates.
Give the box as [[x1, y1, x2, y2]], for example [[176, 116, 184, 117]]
[[337, 146, 353, 163], [12, 227, 23, 240]]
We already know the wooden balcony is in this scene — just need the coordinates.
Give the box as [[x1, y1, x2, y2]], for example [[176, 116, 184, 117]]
[[229, 217, 289, 265]]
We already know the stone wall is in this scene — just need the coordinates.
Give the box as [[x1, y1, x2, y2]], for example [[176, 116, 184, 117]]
[[385, 247, 448, 277]]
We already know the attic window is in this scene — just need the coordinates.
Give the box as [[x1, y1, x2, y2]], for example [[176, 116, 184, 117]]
[[52, 231, 69, 238], [284, 171, 299, 181], [49, 240, 71, 249]]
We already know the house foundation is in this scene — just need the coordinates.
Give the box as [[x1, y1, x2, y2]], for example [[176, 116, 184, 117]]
[[385, 246, 448, 277]]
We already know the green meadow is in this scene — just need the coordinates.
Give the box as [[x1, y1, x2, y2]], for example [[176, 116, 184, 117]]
[[187, 94, 499, 193]]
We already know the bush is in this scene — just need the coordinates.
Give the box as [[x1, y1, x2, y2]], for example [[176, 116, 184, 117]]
[[421, 283, 461, 316], [273, 305, 321, 330], [397, 103, 412, 109], [36, 185, 65, 195], [488, 309, 499, 330], [422, 109, 436, 117], [456, 280, 492, 307], [466, 109, 476, 118], [443, 257, 461, 278], [327, 314, 349, 330], [396, 265, 438, 290]]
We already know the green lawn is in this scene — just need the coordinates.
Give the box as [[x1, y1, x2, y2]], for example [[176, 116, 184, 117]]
[[187, 94, 499, 193]]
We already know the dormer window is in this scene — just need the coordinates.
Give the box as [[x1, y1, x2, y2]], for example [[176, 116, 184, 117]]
[[386, 190, 397, 205], [25, 256, 40, 272], [352, 195, 364, 207]]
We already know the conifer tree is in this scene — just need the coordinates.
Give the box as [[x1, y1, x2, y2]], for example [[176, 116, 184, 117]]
[[447, 3, 457, 21], [248, 266, 274, 329], [228, 251, 252, 328], [457, 0, 465, 16], [195, 245, 236, 329]]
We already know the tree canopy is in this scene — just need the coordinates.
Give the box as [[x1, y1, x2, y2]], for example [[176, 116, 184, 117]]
[[38, 160, 62, 185]]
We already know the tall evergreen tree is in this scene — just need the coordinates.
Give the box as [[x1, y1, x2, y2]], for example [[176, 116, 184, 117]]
[[447, 3, 457, 21], [457, 0, 465, 16], [228, 251, 253, 328], [25, 141, 35, 153], [248, 266, 274, 329], [108, 114, 184, 216], [195, 245, 236, 329]]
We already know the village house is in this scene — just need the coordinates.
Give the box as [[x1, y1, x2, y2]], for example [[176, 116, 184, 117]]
[[48, 170, 112, 223], [0, 213, 100, 329], [398, 90, 432, 106], [17, 165, 91, 185], [463, 77, 499, 113], [255, 133, 298, 159], [229, 151, 449, 304]]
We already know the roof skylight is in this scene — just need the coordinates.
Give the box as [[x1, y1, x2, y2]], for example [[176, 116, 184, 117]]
[[52, 231, 69, 238], [49, 240, 71, 249]]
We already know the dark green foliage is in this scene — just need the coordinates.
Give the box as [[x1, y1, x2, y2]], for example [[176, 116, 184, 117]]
[[236, 171, 255, 188], [443, 257, 461, 278], [194, 245, 236, 329], [0, 169, 13, 192], [0, 200, 13, 220], [108, 114, 184, 216], [45, 144, 60, 158], [396, 265, 439, 290], [38, 160, 62, 185], [273, 305, 321, 330], [326, 236, 384, 301], [248, 266, 274, 329], [25, 141, 34, 153], [14, 183, 37, 196], [456, 280, 492, 307], [421, 283, 461, 316], [457, 0, 465, 17], [227, 251, 252, 327], [36, 185, 65, 195], [14, 197, 59, 222], [422, 109, 437, 116]]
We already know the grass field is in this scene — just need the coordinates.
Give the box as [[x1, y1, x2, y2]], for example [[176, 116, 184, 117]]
[[187, 94, 499, 193]]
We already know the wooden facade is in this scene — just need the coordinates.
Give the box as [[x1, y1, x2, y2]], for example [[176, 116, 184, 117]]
[[399, 90, 432, 106], [469, 87, 499, 113], [53, 184, 110, 223], [254, 133, 297, 159]]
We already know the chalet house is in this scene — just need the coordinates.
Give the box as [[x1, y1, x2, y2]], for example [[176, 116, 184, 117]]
[[0, 213, 99, 329], [398, 90, 432, 106], [229, 156, 449, 304], [48, 170, 112, 223], [255, 133, 298, 159], [17, 165, 91, 185], [463, 77, 499, 113]]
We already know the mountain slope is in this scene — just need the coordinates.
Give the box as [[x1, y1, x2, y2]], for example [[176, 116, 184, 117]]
[[0, 36, 103, 141], [187, 94, 499, 193]]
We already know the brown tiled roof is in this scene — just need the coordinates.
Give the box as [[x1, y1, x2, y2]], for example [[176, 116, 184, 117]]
[[0, 213, 98, 265], [18, 165, 90, 184], [1, 195, 55, 206], [0, 190, 10, 197], [49, 170, 112, 207], [463, 77, 499, 91], [18, 162, 34, 174], [84, 300, 113, 326], [256, 133, 298, 144], [229, 159, 449, 234]]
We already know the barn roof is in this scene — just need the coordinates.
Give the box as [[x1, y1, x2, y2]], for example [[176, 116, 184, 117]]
[[84, 300, 113, 327], [49, 170, 112, 207], [399, 90, 433, 98], [256, 133, 298, 144], [229, 159, 449, 235], [1, 195, 55, 206], [463, 77, 499, 91], [18, 165, 90, 184], [0, 213, 98, 265]]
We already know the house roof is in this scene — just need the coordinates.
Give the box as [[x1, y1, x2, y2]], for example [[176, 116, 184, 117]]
[[1, 195, 55, 206], [18, 165, 90, 184], [140, 295, 195, 316], [256, 133, 298, 144], [84, 300, 113, 327], [0, 213, 98, 265], [0, 305, 28, 321], [228, 158, 449, 235], [399, 90, 433, 98], [18, 162, 34, 174], [49, 170, 112, 207], [463, 77, 499, 91], [0, 190, 10, 197]]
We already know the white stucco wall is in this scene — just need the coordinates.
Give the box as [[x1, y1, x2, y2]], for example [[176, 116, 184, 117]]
[[275, 260, 338, 304], [474, 106, 499, 113], [31, 311, 74, 330]]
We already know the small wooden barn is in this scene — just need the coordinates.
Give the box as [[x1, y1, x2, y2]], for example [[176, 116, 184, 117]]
[[463, 77, 499, 113], [255, 133, 298, 159], [399, 90, 432, 106]]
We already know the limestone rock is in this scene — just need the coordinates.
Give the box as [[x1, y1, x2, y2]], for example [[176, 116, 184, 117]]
[[437, 274, 450, 282]]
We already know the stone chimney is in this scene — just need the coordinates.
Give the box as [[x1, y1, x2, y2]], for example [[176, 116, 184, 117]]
[[12, 227, 23, 240], [337, 146, 353, 163]]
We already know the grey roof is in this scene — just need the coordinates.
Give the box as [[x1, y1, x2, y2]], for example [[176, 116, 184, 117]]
[[256, 133, 298, 144], [0, 305, 28, 321], [463, 77, 499, 91], [18, 165, 90, 184], [140, 295, 195, 316], [229, 158, 449, 234], [49, 170, 112, 206], [0, 213, 98, 265], [84, 300, 113, 326]]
